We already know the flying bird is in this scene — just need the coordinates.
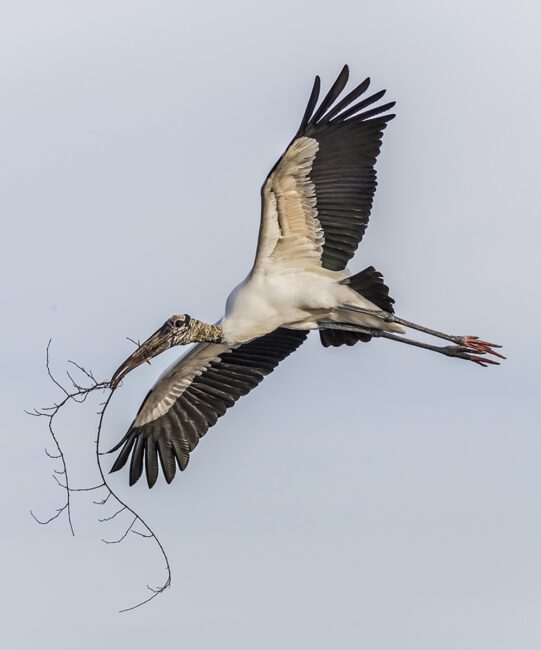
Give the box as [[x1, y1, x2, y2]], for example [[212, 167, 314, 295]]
[[109, 65, 504, 488]]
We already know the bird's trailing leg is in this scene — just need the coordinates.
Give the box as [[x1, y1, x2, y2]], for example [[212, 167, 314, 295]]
[[338, 304, 504, 361], [318, 322, 502, 367]]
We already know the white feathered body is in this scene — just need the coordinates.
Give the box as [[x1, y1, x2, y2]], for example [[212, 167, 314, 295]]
[[221, 135, 405, 346], [222, 262, 404, 345]]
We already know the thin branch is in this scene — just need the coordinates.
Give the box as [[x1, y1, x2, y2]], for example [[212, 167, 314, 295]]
[[94, 391, 172, 613], [30, 504, 67, 525], [98, 506, 126, 523], [93, 491, 113, 506], [67, 359, 97, 383], [31, 339, 172, 613], [28, 340, 109, 536], [52, 474, 68, 490], [68, 483, 105, 493], [45, 447, 62, 459], [102, 516, 138, 544]]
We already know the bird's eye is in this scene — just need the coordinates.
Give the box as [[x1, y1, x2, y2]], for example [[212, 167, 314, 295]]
[[174, 319, 184, 327]]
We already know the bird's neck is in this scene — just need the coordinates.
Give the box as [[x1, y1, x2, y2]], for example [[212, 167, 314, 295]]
[[190, 319, 223, 344]]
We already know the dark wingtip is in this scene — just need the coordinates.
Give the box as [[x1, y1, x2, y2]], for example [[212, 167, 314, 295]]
[[298, 74, 321, 134], [310, 65, 350, 125], [109, 457, 124, 474], [322, 76, 372, 123], [145, 439, 159, 489], [129, 437, 144, 486], [108, 428, 138, 475], [107, 437, 127, 454]]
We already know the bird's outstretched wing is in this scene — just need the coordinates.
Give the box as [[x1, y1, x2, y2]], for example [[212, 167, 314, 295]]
[[109, 328, 307, 487], [256, 65, 395, 272]]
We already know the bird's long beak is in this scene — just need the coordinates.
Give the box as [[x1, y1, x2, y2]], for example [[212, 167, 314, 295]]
[[110, 324, 173, 389]]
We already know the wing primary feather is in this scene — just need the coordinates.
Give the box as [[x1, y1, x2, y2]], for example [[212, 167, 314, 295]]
[[182, 393, 215, 429], [177, 406, 200, 448], [183, 391, 220, 428], [309, 65, 349, 125], [109, 432, 136, 472], [322, 77, 371, 122], [334, 89, 387, 122], [171, 437, 190, 471], [352, 102, 396, 122], [157, 438, 177, 484], [192, 381, 236, 405], [297, 75, 321, 134], [177, 394, 209, 432], [372, 113, 396, 124], [189, 384, 228, 416], [129, 435, 145, 486], [107, 430, 131, 454], [145, 437, 159, 488]]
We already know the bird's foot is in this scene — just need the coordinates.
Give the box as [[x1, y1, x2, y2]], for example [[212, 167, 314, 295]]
[[443, 337, 505, 367], [460, 336, 505, 360]]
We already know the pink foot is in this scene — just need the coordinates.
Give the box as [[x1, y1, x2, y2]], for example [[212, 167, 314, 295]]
[[457, 336, 506, 367]]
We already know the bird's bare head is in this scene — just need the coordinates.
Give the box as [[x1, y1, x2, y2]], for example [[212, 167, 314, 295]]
[[111, 314, 192, 389], [164, 314, 193, 345]]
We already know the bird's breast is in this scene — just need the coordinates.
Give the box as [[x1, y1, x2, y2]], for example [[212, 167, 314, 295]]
[[221, 266, 343, 344]]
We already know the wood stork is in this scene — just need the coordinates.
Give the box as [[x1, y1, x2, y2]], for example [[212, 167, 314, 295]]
[[109, 65, 503, 488]]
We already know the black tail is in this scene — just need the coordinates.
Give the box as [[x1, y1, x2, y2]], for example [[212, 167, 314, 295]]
[[319, 266, 395, 348]]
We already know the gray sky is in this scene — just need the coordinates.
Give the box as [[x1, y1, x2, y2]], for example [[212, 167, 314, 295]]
[[2, 1, 540, 648]]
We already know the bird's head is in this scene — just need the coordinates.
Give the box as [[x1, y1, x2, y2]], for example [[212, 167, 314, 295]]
[[111, 314, 193, 389]]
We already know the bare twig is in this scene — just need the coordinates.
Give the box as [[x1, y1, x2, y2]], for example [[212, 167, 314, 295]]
[[28, 340, 109, 535], [93, 491, 113, 506], [98, 506, 126, 523], [102, 516, 138, 544], [30, 504, 68, 526], [30, 340, 172, 612], [93, 391, 172, 613]]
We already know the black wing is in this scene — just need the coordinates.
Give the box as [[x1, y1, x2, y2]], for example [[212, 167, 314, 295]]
[[259, 65, 395, 272], [109, 328, 307, 487]]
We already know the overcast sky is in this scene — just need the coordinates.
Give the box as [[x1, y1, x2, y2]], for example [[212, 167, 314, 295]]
[[2, 1, 540, 648]]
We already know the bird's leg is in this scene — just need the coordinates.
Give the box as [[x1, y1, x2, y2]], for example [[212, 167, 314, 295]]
[[338, 304, 504, 360], [318, 322, 502, 367]]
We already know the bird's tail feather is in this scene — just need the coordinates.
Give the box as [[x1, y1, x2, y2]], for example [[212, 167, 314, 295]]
[[319, 266, 395, 348]]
